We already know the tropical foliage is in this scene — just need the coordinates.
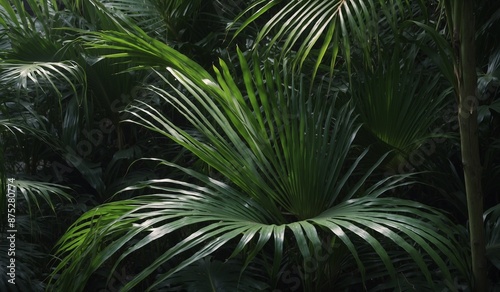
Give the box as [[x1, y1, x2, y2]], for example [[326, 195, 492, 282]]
[[0, 0, 499, 291]]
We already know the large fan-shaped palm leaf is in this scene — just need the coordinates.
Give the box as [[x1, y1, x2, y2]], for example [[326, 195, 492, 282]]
[[51, 32, 468, 291]]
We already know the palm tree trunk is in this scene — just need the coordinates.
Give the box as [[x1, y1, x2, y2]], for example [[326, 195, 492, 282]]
[[456, 1, 487, 290]]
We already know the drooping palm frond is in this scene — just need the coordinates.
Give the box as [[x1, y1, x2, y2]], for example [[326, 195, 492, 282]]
[[0, 1, 90, 146], [13, 179, 72, 213], [50, 34, 468, 290], [0, 60, 85, 100], [84, 28, 214, 80], [0, 59, 87, 148]]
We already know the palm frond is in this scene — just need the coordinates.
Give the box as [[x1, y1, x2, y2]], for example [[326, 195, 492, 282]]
[[51, 42, 468, 290], [0, 60, 87, 145], [98, 0, 168, 36], [51, 165, 467, 291], [0, 60, 85, 100], [59, 0, 132, 31], [400, 20, 457, 90], [13, 179, 72, 214], [233, 0, 420, 76], [0, 0, 67, 62], [351, 46, 451, 157], [84, 28, 212, 80], [0, 0, 59, 34], [86, 0, 197, 41]]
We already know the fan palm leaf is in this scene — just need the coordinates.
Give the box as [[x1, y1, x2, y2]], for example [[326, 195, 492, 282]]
[[51, 33, 468, 291], [52, 165, 468, 291], [351, 46, 451, 160]]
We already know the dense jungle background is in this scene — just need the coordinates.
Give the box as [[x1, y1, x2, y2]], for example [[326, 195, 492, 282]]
[[1, 0, 500, 291]]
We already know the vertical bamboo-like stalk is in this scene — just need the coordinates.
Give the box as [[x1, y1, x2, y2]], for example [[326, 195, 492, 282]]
[[456, 1, 487, 290]]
